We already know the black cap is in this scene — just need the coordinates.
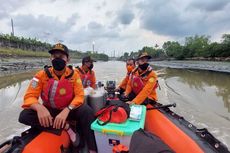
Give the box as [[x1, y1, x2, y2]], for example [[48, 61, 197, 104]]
[[82, 56, 96, 64], [49, 43, 69, 57], [137, 52, 152, 60]]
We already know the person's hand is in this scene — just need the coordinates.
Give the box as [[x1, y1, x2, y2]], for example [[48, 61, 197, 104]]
[[120, 94, 129, 102], [53, 108, 70, 129], [114, 87, 120, 92], [126, 101, 135, 105], [31, 103, 53, 127]]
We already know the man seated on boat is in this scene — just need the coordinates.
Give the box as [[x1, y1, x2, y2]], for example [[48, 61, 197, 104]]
[[75, 56, 96, 89], [115, 58, 136, 94], [124, 52, 158, 105], [18, 43, 97, 153]]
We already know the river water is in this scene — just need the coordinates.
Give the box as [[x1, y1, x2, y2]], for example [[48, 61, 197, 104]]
[[0, 61, 229, 148]]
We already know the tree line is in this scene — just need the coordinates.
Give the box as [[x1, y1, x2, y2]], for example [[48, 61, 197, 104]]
[[0, 34, 109, 61], [120, 34, 230, 61], [0, 34, 51, 51], [69, 51, 109, 61]]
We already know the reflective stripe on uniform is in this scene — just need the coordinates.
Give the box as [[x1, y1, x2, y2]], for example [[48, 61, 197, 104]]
[[49, 80, 59, 108]]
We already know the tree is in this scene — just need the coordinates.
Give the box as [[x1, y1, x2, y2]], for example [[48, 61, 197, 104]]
[[184, 35, 210, 57], [220, 34, 230, 57], [123, 52, 129, 59], [163, 41, 184, 59], [205, 42, 222, 57], [222, 34, 230, 44]]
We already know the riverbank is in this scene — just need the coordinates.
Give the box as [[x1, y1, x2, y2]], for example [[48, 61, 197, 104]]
[[150, 60, 230, 73], [0, 57, 81, 76], [0, 57, 48, 76], [1, 57, 230, 75], [0, 47, 49, 58], [0, 47, 108, 75]]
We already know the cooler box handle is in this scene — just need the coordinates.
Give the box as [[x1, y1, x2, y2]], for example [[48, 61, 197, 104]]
[[102, 129, 124, 136]]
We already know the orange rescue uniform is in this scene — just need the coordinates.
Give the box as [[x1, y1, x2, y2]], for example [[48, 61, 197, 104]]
[[119, 73, 130, 90], [75, 66, 96, 89], [23, 66, 84, 108], [125, 69, 158, 105]]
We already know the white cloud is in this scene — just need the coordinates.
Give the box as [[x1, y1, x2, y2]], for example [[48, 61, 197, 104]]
[[0, 0, 230, 55], [138, 0, 230, 39]]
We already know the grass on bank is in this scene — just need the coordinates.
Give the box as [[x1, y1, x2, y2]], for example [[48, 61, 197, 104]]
[[0, 47, 109, 61], [0, 47, 50, 58]]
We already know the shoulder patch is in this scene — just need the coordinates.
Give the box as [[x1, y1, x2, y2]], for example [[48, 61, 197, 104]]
[[149, 77, 155, 83], [77, 78, 82, 84], [31, 77, 39, 88]]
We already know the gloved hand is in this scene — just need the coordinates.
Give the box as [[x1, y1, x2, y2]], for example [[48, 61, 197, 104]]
[[120, 94, 129, 102], [114, 87, 120, 92], [126, 101, 135, 105]]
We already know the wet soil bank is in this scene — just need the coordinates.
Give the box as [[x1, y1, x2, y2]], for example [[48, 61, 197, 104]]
[[150, 60, 230, 73], [0, 57, 81, 76], [1, 59, 230, 77], [0, 57, 48, 76]]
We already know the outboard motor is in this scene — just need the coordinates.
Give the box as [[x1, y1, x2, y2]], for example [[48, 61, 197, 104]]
[[105, 81, 116, 99]]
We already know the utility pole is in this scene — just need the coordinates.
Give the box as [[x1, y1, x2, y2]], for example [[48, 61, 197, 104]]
[[11, 18, 14, 36], [92, 41, 95, 53]]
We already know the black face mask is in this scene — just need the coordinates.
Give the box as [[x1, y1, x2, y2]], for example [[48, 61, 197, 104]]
[[52, 58, 66, 71], [139, 63, 149, 71], [88, 63, 94, 70]]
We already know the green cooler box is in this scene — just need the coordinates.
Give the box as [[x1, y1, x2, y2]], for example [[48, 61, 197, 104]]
[[91, 105, 146, 153]]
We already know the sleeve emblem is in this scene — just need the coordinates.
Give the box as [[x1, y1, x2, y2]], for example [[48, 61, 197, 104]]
[[149, 77, 155, 83], [77, 78, 82, 84], [31, 77, 39, 88]]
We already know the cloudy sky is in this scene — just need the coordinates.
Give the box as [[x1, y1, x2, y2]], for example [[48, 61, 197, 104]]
[[0, 0, 230, 56]]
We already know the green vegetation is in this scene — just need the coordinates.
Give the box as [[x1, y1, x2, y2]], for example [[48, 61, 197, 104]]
[[0, 34, 109, 61], [0, 47, 50, 57], [69, 51, 109, 61], [164, 34, 230, 60], [90, 52, 109, 61], [0, 34, 51, 51], [120, 34, 230, 61], [120, 46, 166, 61]]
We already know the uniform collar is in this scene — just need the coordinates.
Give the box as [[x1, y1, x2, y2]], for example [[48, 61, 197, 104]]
[[50, 67, 72, 80], [81, 65, 90, 73], [138, 66, 152, 76]]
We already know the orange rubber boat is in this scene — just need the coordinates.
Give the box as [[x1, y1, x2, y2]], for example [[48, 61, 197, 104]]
[[145, 103, 229, 153], [0, 103, 229, 153]]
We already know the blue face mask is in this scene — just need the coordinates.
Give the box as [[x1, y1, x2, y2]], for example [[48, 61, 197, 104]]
[[52, 58, 66, 71]]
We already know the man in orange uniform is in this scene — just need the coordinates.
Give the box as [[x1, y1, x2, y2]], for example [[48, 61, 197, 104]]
[[18, 43, 97, 153], [75, 56, 96, 89], [124, 52, 158, 105], [115, 58, 135, 94]]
